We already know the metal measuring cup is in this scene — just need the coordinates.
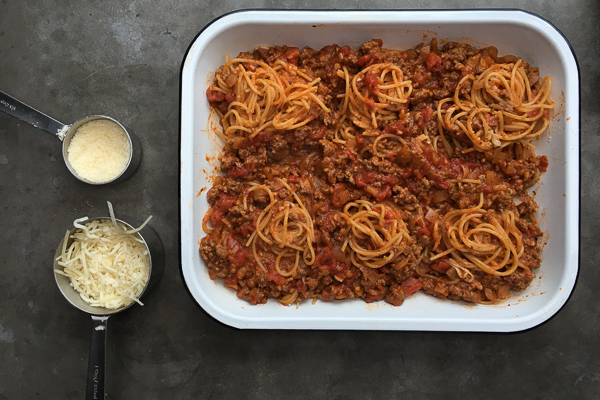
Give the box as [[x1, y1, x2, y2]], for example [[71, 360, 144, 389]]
[[54, 217, 164, 400], [0, 90, 141, 184]]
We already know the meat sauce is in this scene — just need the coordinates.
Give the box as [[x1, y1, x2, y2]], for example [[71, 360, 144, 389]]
[[201, 39, 546, 306]]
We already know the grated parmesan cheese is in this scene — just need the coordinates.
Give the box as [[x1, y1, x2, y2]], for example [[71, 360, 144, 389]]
[[55, 203, 152, 310], [67, 119, 130, 183]]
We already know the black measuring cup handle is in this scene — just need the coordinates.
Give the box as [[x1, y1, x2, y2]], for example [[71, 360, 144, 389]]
[[0, 90, 68, 138], [86, 316, 108, 400]]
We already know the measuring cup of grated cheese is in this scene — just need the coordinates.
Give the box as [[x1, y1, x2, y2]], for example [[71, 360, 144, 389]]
[[63, 116, 141, 184], [53, 203, 164, 400], [0, 90, 140, 184]]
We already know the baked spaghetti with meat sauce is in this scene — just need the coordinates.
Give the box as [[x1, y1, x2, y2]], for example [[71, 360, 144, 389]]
[[200, 39, 553, 306]]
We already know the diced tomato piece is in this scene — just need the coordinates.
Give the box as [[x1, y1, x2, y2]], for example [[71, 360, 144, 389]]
[[359, 52, 382, 67], [215, 194, 235, 210], [463, 161, 483, 172], [267, 273, 286, 286], [358, 54, 372, 66], [309, 123, 327, 140], [422, 107, 434, 121], [224, 276, 237, 288], [209, 195, 236, 226], [331, 183, 350, 208], [407, 179, 419, 193], [482, 185, 494, 194], [431, 261, 450, 274], [420, 160, 432, 174], [539, 155, 549, 172], [206, 88, 225, 102], [283, 47, 300, 65], [402, 277, 422, 295], [354, 175, 365, 188], [228, 166, 249, 178], [384, 211, 395, 223], [315, 248, 349, 274], [354, 171, 378, 188], [426, 52, 443, 72], [385, 152, 397, 162], [432, 153, 444, 168], [365, 72, 379, 91], [434, 180, 452, 190], [382, 175, 397, 185], [414, 68, 428, 86], [372, 38, 383, 47], [238, 220, 255, 238], [525, 225, 537, 239], [288, 175, 299, 183], [365, 97, 376, 110], [415, 218, 430, 237], [382, 119, 409, 136], [339, 46, 351, 56], [226, 235, 246, 268], [342, 149, 356, 161], [450, 161, 462, 178], [374, 185, 392, 202], [250, 131, 272, 146], [420, 144, 433, 162], [315, 248, 336, 267], [417, 225, 431, 237], [296, 280, 308, 295], [355, 134, 366, 145], [362, 171, 379, 184], [225, 93, 235, 103]]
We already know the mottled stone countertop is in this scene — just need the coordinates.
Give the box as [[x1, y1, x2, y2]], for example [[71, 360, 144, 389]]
[[0, 1, 598, 399]]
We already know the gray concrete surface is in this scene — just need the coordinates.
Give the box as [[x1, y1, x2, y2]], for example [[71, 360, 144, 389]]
[[0, 1, 598, 399]]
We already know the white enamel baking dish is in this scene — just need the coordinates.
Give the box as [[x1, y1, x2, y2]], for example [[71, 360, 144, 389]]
[[180, 10, 579, 331]]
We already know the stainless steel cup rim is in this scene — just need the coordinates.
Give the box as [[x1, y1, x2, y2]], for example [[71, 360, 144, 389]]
[[61, 115, 135, 185], [53, 217, 154, 317]]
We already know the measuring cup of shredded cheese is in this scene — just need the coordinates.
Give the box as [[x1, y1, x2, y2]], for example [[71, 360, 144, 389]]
[[53, 202, 164, 400], [0, 90, 140, 184]]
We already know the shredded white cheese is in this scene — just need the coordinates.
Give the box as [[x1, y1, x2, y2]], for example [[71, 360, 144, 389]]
[[67, 119, 130, 183], [55, 203, 152, 310]]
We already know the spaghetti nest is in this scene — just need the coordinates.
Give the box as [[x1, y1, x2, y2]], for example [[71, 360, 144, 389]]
[[245, 178, 315, 279], [210, 58, 330, 138], [337, 63, 412, 132], [339, 200, 413, 270], [437, 59, 554, 152], [430, 195, 525, 281]]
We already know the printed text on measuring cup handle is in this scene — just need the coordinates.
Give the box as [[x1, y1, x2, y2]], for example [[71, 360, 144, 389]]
[[0, 99, 16, 111]]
